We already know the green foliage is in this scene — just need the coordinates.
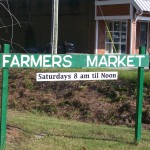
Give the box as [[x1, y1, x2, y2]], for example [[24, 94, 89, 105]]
[[24, 76, 34, 90]]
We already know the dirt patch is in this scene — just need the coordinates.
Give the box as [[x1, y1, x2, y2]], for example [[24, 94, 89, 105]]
[[6, 125, 22, 144], [2, 69, 150, 129]]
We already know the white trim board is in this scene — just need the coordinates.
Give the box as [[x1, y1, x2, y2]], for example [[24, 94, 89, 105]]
[[95, 15, 131, 20], [137, 16, 150, 21]]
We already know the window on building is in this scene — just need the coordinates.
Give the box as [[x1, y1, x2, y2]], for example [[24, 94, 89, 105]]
[[105, 21, 127, 54], [140, 22, 147, 47]]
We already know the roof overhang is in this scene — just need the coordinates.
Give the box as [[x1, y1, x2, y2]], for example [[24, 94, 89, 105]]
[[132, 0, 150, 13], [95, 0, 150, 13]]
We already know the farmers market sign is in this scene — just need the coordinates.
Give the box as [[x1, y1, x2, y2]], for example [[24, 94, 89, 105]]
[[0, 44, 149, 149], [0, 54, 149, 68]]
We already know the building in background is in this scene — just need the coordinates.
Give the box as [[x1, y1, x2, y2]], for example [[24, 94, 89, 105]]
[[1, 0, 150, 54], [95, 0, 150, 54]]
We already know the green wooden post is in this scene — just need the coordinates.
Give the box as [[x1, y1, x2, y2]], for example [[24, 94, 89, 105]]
[[0, 44, 10, 149], [135, 46, 146, 143]]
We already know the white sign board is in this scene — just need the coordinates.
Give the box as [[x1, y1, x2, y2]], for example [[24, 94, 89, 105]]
[[36, 72, 118, 81]]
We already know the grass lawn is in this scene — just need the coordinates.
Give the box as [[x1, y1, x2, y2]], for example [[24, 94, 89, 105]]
[[6, 109, 150, 150]]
